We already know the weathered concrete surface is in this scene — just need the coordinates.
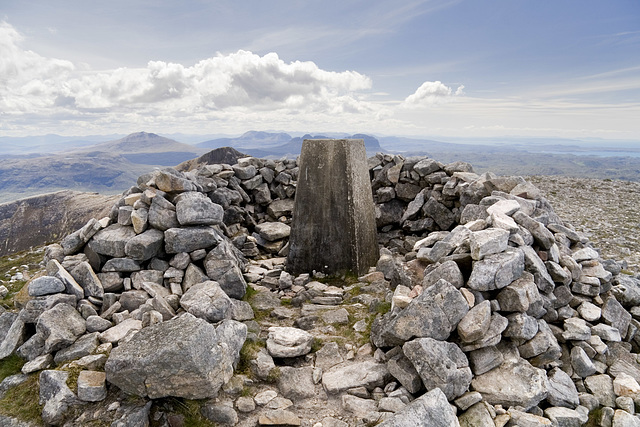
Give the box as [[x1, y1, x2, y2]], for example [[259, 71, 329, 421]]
[[287, 139, 378, 275]]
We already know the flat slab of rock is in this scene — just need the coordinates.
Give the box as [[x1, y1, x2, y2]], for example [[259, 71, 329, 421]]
[[471, 357, 549, 410], [256, 222, 291, 242], [105, 315, 246, 399], [322, 360, 388, 393], [266, 327, 313, 358], [403, 337, 472, 400]]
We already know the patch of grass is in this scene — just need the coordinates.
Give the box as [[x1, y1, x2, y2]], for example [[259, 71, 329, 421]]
[[0, 374, 43, 425], [265, 366, 281, 383], [0, 354, 25, 382], [310, 337, 324, 353], [317, 271, 360, 288], [242, 284, 258, 302], [373, 301, 392, 315], [157, 398, 217, 427], [62, 366, 84, 394], [236, 340, 265, 377]]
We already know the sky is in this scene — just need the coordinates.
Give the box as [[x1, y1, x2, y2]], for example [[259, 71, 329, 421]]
[[1, 0, 640, 140]]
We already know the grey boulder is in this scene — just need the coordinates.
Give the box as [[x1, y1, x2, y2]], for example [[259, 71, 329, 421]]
[[179, 281, 231, 323], [105, 315, 243, 399]]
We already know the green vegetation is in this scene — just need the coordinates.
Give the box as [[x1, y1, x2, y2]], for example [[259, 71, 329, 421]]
[[0, 247, 45, 308], [0, 374, 43, 425], [153, 398, 217, 427], [0, 354, 25, 383]]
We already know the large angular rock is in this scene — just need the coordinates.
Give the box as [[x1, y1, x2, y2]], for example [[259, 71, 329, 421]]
[[124, 229, 164, 261], [105, 315, 241, 399], [39, 370, 79, 425], [77, 370, 107, 402], [47, 260, 84, 300], [602, 295, 632, 339], [164, 226, 220, 254], [36, 303, 86, 354], [469, 228, 509, 260], [372, 279, 468, 347], [87, 224, 136, 257], [387, 353, 423, 394], [521, 245, 555, 293], [547, 367, 580, 408], [422, 198, 455, 230], [378, 387, 460, 427], [457, 300, 492, 343], [467, 248, 524, 291], [28, 276, 65, 297], [154, 169, 198, 193], [174, 192, 223, 226], [54, 332, 99, 364], [61, 218, 103, 255], [72, 261, 104, 299], [403, 337, 472, 400], [148, 195, 179, 231], [513, 211, 555, 250], [471, 357, 549, 410], [322, 360, 388, 394], [0, 315, 26, 359], [204, 239, 247, 299], [179, 281, 231, 323], [278, 366, 316, 400]]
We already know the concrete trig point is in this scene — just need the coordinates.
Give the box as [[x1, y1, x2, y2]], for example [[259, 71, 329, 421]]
[[287, 139, 379, 276]]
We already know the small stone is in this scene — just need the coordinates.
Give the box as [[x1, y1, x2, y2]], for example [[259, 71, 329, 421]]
[[236, 396, 256, 413], [77, 371, 107, 402], [266, 327, 313, 358]]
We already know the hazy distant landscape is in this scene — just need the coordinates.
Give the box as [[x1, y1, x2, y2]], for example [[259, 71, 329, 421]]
[[1, 130, 639, 203]]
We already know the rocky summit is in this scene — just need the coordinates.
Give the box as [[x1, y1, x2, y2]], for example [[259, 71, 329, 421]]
[[2, 150, 640, 426]]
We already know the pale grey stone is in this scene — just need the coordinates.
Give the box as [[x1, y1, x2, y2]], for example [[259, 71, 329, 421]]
[[105, 315, 242, 399], [266, 326, 313, 358], [278, 366, 315, 400], [468, 345, 504, 376], [458, 402, 495, 427], [459, 313, 508, 352], [563, 317, 591, 341], [387, 353, 422, 394], [36, 303, 86, 354], [174, 191, 223, 226], [521, 245, 555, 293], [471, 357, 549, 410], [504, 312, 539, 341], [602, 296, 632, 339], [54, 332, 99, 364], [513, 211, 555, 250], [372, 279, 468, 347], [47, 259, 85, 300], [547, 367, 580, 408], [377, 387, 460, 427], [39, 370, 79, 425], [470, 228, 509, 260], [28, 276, 65, 297], [403, 337, 472, 400], [201, 402, 239, 425], [422, 260, 464, 289], [0, 315, 26, 359], [258, 409, 301, 426], [322, 360, 389, 394], [584, 374, 616, 408], [467, 248, 524, 291], [21, 353, 53, 374], [179, 280, 231, 322], [612, 410, 640, 427], [87, 224, 136, 257], [457, 300, 492, 343], [204, 239, 247, 299], [98, 318, 142, 344], [72, 261, 104, 299], [255, 222, 291, 242], [124, 229, 164, 261], [164, 226, 220, 254]]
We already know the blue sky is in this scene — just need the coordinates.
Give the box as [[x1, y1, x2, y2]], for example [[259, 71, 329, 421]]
[[1, 0, 639, 140]]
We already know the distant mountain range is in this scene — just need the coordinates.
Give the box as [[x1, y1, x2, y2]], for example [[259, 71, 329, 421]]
[[2, 130, 640, 204]]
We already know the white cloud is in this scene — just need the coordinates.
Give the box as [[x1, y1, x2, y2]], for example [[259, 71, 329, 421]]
[[0, 22, 377, 132], [401, 80, 464, 107]]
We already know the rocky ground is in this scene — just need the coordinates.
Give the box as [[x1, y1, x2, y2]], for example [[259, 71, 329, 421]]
[[528, 176, 640, 273], [2, 153, 640, 427]]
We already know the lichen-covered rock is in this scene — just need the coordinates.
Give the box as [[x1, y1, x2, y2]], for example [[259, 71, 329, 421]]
[[105, 315, 243, 399]]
